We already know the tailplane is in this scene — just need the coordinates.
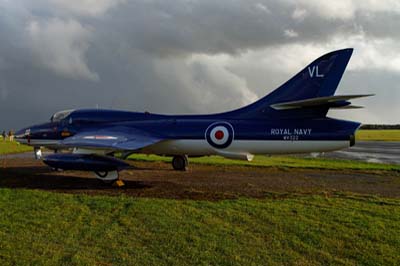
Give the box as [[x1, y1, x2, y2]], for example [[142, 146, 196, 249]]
[[226, 48, 369, 119], [270, 94, 374, 110]]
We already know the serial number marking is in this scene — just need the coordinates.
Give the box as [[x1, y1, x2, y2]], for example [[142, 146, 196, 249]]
[[283, 135, 299, 141]]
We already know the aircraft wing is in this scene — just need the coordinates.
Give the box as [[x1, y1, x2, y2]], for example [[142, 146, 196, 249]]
[[270, 94, 374, 110], [62, 126, 164, 151]]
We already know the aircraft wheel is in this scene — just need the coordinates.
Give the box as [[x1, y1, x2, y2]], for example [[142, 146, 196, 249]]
[[94, 170, 119, 184], [172, 155, 188, 171]]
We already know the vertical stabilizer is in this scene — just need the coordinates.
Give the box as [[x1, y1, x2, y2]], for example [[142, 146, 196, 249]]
[[226, 48, 353, 119]]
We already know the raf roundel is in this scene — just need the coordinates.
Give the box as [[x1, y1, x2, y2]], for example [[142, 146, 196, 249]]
[[205, 122, 234, 149]]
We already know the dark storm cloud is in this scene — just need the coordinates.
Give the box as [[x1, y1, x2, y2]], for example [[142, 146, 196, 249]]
[[110, 0, 288, 56], [0, 0, 400, 130], [101, 0, 355, 56]]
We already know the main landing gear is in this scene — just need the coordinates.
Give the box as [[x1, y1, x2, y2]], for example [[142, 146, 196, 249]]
[[172, 155, 189, 171]]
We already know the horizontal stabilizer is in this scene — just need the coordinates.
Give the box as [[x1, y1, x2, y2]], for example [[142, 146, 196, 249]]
[[270, 94, 374, 110]]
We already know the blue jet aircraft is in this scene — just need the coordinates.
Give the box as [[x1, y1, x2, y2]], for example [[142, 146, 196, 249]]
[[15, 48, 372, 183]]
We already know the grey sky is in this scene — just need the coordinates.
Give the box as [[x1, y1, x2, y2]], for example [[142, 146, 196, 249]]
[[0, 0, 399, 129]]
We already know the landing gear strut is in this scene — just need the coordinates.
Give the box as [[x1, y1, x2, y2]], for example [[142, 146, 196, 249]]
[[34, 147, 42, 160], [172, 155, 189, 171]]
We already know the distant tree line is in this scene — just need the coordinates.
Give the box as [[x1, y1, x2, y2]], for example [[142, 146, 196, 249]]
[[360, 124, 400, 129]]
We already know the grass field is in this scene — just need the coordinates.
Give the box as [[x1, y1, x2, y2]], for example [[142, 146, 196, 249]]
[[0, 140, 32, 155], [0, 189, 399, 266], [356, 130, 400, 141], [1, 134, 400, 265]]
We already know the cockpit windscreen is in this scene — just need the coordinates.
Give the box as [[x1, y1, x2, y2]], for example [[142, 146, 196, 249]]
[[50, 109, 75, 122]]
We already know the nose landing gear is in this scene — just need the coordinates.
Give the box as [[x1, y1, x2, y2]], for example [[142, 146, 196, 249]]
[[172, 155, 189, 171], [34, 147, 42, 160]]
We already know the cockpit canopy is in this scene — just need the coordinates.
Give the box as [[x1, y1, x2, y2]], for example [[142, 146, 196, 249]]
[[49, 109, 163, 125], [50, 109, 75, 122]]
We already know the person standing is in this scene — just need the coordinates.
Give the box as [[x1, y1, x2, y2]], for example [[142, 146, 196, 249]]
[[8, 130, 14, 142], [1, 130, 6, 141]]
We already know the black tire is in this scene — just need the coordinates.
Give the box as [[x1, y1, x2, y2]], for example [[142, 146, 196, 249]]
[[94, 171, 117, 184], [172, 155, 188, 171], [95, 171, 108, 178]]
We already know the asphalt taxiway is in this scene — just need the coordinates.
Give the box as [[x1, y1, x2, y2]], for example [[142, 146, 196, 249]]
[[317, 141, 399, 164]]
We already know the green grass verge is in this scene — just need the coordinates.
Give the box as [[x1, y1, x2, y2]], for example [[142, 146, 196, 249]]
[[0, 140, 32, 155], [129, 154, 400, 172], [0, 189, 399, 265], [356, 130, 400, 141]]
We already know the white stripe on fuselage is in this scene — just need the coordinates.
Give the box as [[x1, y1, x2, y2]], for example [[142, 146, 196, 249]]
[[141, 139, 350, 156], [17, 138, 349, 157], [15, 138, 60, 146]]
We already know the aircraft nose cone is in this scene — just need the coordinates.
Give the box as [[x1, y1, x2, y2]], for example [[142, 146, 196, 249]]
[[15, 128, 29, 138], [14, 127, 30, 145]]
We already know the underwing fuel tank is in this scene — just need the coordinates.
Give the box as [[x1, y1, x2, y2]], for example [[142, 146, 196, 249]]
[[43, 153, 130, 172]]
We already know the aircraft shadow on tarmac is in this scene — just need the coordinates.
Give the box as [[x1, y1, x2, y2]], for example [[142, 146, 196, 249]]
[[0, 166, 153, 190]]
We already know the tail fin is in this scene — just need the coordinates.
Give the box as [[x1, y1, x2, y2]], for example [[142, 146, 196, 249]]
[[227, 48, 353, 119]]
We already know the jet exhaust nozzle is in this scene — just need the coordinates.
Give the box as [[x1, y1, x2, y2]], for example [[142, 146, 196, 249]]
[[350, 134, 356, 147]]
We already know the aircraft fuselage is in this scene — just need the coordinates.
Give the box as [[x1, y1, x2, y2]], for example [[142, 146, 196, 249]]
[[16, 110, 359, 158]]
